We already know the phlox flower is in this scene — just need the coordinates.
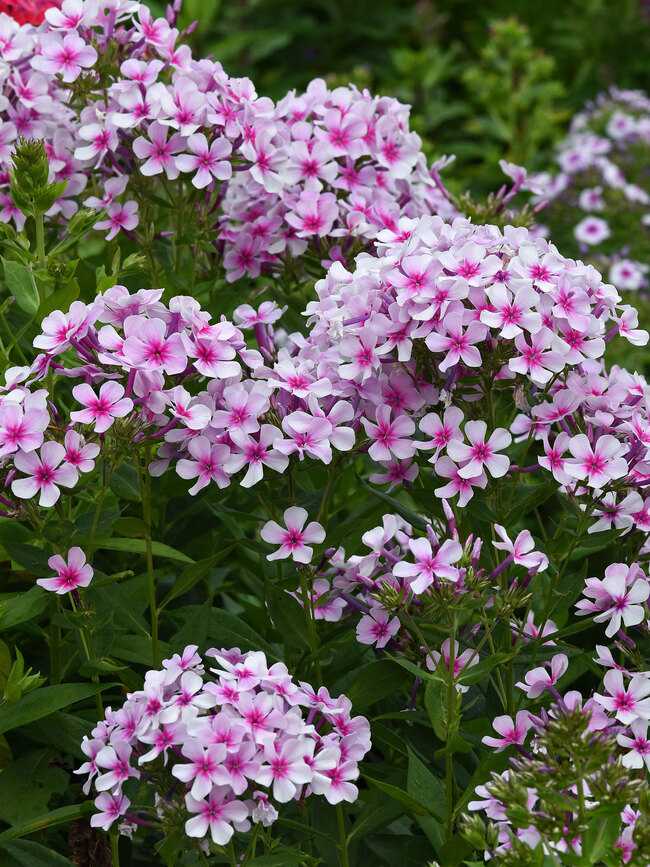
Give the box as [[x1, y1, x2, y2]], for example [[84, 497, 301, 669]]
[[94, 738, 139, 792], [516, 654, 568, 699], [176, 437, 230, 495], [37, 546, 93, 595], [224, 425, 288, 487], [594, 670, 650, 725], [576, 563, 650, 637], [70, 382, 133, 433], [394, 536, 462, 594], [617, 720, 650, 771], [133, 121, 185, 180], [356, 606, 399, 648], [362, 406, 416, 463], [426, 638, 479, 693], [564, 433, 628, 488], [90, 792, 131, 831], [574, 216, 611, 245], [185, 787, 249, 845], [425, 311, 487, 371], [172, 740, 228, 799], [508, 330, 566, 385], [122, 316, 187, 375], [0, 399, 49, 456], [32, 32, 97, 83], [12, 440, 78, 507], [434, 455, 487, 506], [446, 420, 512, 479], [176, 133, 232, 188], [419, 406, 464, 462], [492, 525, 548, 572], [481, 283, 542, 338], [482, 711, 532, 752], [63, 431, 100, 473], [95, 201, 139, 241], [34, 300, 100, 355], [260, 507, 325, 564]]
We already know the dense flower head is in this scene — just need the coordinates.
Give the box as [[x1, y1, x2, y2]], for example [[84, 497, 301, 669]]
[[80, 645, 371, 838]]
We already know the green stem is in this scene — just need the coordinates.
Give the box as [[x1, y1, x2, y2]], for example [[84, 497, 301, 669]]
[[49, 598, 61, 685], [445, 613, 457, 842], [142, 447, 158, 666], [226, 840, 237, 867], [299, 568, 322, 687], [336, 803, 350, 867], [35, 212, 45, 273], [0, 310, 29, 364], [110, 832, 120, 867]]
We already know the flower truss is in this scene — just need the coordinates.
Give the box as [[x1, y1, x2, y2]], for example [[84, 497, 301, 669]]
[[79, 645, 370, 847]]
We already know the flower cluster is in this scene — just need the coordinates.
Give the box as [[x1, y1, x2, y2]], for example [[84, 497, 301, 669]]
[[531, 87, 650, 293], [0, 0, 455, 281], [80, 645, 371, 843]]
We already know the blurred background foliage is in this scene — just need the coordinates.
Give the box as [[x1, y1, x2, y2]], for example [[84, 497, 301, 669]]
[[149, 0, 650, 194]]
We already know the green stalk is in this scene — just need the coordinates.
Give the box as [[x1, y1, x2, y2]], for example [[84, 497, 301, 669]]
[[143, 446, 158, 666], [445, 614, 457, 842], [35, 212, 45, 274], [336, 803, 350, 867], [110, 832, 120, 866], [299, 568, 322, 687], [49, 598, 61, 685]]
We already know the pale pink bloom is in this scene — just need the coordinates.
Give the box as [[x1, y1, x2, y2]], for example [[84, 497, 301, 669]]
[[438, 242, 501, 285], [387, 254, 440, 303], [538, 433, 572, 486], [516, 654, 568, 698], [574, 216, 611, 245], [590, 491, 644, 534], [617, 720, 650, 771], [609, 259, 647, 292], [185, 787, 249, 844], [255, 738, 312, 802], [165, 386, 211, 430], [564, 433, 628, 488], [34, 300, 100, 355], [482, 711, 532, 752], [314, 759, 361, 804], [94, 739, 139, 792], [90, 792, 130, 831], [576, 563, 649, 637], [425, 312, 487, 371], [12, 441, 78, 507], [32, 33, 97, 83], [482, 283, 541, 338], [63, 431, 100, 473], [508, 330, 566, 385], [339, 330, 382, 382], [133, 121, 185, 179], [0, 400, 49, 456], [369, 458, 419, 490], [594, 670, 650, 725], [75, 120, 119, 164], [211, 385, 269, 434], [123, 317, 187, 375], [45, 0, 93, 30], [70, 382, 133, 433], [434, 455, 487, 506], [515, 612, 557, 645], [286, 191, 338, 237], [356, 607, 400, 648], [394, 537, 462, 593], [95, 201, 139, 241], [172, 740, 228, 799], [362, 406, 416, 462], [492, 525, 548, 571], [176, 133, 232, 188], [447, 420, 512, 479], [419, 406, 464, 462], [224, 425, 288, 487], [233, 301, 283, 329], [277, 411, 335, 464], [176, 437, 230, 495], [37, 546, 93, 595], [185, 336, 240, 379], [261, 507, 325, 564]]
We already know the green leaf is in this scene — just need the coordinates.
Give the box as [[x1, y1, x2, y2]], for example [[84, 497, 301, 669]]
[[108, 464, 142, 501], [407, 749, 446, 852], [158, 546, 236, 610], [264, 581, 309, 648], [208, 609, 278, 659], [3, 543, 51, 577], [0, 587, 48, 630], [363, 772, 444, 821], [0, 839, 75, 866], [425, 677, 447, 740], [0, 682, 110, 735], [0, 802, 94, 846], [345, 660, 409, 711], [91, 536, 194, 564], [2, 258, 38, 316], [35, 279, 79, 323]]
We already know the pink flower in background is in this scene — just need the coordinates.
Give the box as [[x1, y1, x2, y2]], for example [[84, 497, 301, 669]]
[[594, 670, 650, 725], [492, 525, 548, 572], [617, 720, 650, 771], [62, 431, 100, 473], [577, 563, 650, 637], [71, 382, 133, 433], [261, 507, 325, 564], [356, 607, 400, 648], [96, 201, 139, 241], [574, 216, 611, 245], [37, 546, 93, 594], [12, 441, 78, 507], [516, 654, 568, 699]]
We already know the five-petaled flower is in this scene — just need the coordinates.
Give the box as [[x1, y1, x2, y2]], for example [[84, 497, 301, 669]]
[[260, 507, 325, 564]]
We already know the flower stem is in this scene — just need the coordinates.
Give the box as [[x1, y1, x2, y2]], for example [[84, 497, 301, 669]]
[[110, 832, 120, 866], [35, 212, 45, 274], [336, 803, 350, 867]]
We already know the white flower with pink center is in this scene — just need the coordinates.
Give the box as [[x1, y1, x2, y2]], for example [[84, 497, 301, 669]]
[[70, 381, 133, 433], [447, 420, 512, 480], [356, 607, 400, 648], [12, 440, 78, 507], [482, 711, 532, 752], [37, 546, 93, 595], [594, 670, 650, 725], [260, 507, 325, 564]]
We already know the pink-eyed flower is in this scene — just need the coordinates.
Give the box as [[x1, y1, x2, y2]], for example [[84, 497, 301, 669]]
[[277, 411, 335, 464], [224, 425, 289, 488], [185, 787, 249, 844], [62, 430, 100, 473], [34, 300, 100, 355], [394, 537, 462, 593], [260, 507, 325, 564], [447, 420, 512, 479], [564, 433, 628, 488], [12, 441, 78, 507], [32, 32, 97, 83], [617, 720, 650, 771], [285, 191, 338, 237], [516, 654, 568, 699], [176, 437, 231, 495], [37, 546, 93, 595], [90, 792, 131, 831], [419, 406, 464, 462], [508, 330, 566, 385], [576, 563, 650, 637], [123, 317, 187, 375], [339, 330, 382, 383], [362, 406, 416, 463], [70, 382, 133, 433], [133, 121, 185, 180], [481, 283, 542, 338], [492, 525, 548, 572], [171, 740, 228, 799], [176, 133, 232, 188], [254, 738, 312, 802], [574, 216, 611, 245], [482, 712, 532, 752], [434, 455, 487, 506], [356, 606, 400, 648], [594, 670, 650, 725], [0, 399, 49, 456], [425, 312, 488, 371], [95, 201, 139, 241], [426, 638, 479, 693], [94, 739, 139, 792], [75, 120, 119, 165]]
